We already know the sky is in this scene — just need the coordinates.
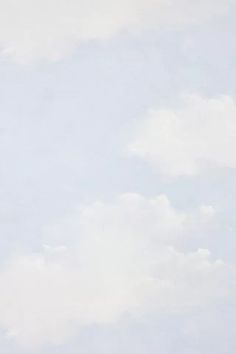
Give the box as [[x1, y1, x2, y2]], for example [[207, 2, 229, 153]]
[[0, 0, 236, 353]]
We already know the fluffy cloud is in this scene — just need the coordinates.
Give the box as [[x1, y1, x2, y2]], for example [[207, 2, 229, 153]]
[[0, 0, 232, 63], [129, 95, 236, 177], [0, 194, 233, 348]]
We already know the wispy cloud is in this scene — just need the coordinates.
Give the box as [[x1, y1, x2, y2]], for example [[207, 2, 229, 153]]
[[0, 0, 232, 63]]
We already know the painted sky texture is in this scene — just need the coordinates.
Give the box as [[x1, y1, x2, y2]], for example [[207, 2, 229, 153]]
[[0, 1, 236, 353]]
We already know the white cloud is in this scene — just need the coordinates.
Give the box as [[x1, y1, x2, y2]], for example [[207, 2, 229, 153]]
[[129, 94, 236, 177], [0, 193, 233, 348], [0, 0, 232, 63]]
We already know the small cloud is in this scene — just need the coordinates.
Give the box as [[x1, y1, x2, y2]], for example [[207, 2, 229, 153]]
[[129, 95, 236, 177]]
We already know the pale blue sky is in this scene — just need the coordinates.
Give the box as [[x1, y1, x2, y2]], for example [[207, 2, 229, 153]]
[[0, 1, 235, 353]]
